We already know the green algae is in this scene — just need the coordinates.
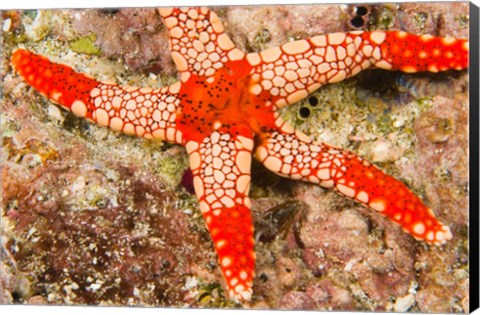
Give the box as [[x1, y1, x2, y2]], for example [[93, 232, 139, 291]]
[[197, 282, 241, 308], [413, 12, 429, 33], [24, 10, 38, 20], [249, 28, 273, 52], [70, 33, 101, 55], [155, 152, 189, 187], [455, 14, 469, 28], [369, 5, 396, 30], [434, 166, 453, 184], [24, 10, 52, 41]]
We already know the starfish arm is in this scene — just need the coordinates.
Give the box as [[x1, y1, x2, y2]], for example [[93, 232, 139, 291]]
[[158, 7, 246, 82], [372, 31, 469, 72], [247, 31, 469, 108], [185, 129, 256, 301], [11, 49, 183, 143], [255, 122, 452, 246]]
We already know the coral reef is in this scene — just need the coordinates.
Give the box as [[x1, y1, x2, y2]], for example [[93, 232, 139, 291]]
[[1, 2, 469, 312]]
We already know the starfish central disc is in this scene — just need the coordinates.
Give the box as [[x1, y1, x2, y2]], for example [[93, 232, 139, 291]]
[[177, 59, 280, 143]]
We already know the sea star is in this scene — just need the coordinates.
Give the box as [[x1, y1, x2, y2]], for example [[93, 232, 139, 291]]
[[10, 6, 469, 302]]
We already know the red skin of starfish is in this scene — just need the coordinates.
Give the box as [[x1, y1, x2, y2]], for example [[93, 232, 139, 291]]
[[11, 7, 468, 302]]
